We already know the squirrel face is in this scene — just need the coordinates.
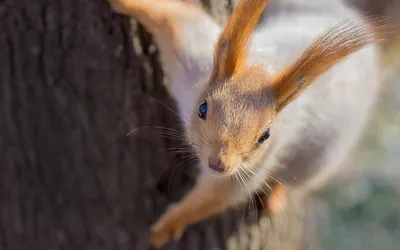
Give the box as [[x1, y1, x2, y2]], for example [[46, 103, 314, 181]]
[[188, 67, 277, 175], [188, 0, 386, 176]]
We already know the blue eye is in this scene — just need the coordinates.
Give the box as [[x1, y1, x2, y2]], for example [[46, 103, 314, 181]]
[[258, 128, 271, 143], [198, 101, 208, 120]]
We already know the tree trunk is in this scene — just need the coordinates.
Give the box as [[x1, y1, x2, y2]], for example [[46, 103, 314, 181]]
[[0, 0, 397, 250]]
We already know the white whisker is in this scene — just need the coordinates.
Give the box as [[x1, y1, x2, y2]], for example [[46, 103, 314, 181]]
[[144, 93, 192, 126]]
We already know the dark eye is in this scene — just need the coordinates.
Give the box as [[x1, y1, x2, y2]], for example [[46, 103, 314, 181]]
[[258, 128, 271, 143], [198, 101, 208, 120]]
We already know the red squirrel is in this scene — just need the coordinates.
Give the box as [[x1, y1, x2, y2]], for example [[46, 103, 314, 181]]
[[106, 0, 389, 248]]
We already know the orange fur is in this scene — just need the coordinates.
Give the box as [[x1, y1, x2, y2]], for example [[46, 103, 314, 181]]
[[273, 18, 392, 112], [210, 0, 269, 81], [150, 176, 234, 248], [261, 181, 287, 216], [107, 0, 210, 74]]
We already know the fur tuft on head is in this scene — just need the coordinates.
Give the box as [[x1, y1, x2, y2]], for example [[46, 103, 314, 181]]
[[210, 0, 269, 81], [272, 17, 393, 111]]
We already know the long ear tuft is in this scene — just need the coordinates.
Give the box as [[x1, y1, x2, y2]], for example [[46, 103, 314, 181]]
[[210, 0, 269, 81], [273, 17, 393, 112]]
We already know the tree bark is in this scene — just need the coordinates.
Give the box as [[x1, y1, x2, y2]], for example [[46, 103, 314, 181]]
[[0, 0, 397, 250]]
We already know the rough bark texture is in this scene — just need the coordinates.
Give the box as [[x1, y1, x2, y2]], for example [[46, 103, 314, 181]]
[[0, 0, 398, 250]]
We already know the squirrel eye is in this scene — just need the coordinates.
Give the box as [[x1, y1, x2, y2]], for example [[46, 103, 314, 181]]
[[198, 101, 208, 120], [258, 128, 271, 143]]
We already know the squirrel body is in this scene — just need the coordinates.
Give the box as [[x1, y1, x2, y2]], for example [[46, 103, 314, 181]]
[[106, 0, 384, 248]]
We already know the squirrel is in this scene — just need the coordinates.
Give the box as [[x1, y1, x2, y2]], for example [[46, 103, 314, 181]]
[[105, 0, 389, 248]]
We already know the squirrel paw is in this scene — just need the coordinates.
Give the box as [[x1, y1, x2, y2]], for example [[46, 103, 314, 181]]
[[150, 204, 186, 249]]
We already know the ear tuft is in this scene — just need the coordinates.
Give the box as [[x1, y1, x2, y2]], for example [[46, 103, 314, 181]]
[[210, 0, 269, 82], [273, 17, 393, 112]]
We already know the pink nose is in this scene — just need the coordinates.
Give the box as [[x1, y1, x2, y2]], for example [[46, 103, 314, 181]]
[[208, 157, 225, 172]]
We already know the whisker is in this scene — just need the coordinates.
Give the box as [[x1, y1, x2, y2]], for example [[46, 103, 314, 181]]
[[159, 131, 187, 139], [161, 137, 203, 151], [259, 165, 298, 181], [127, 125, 186, 136], [167, 156, 199, 191], [268, 175, 288, 190], [158, 147, 193, 152], [240, 159, 292, 248], [242, 161, 291, 222], [254, 190, 264, 210], [128, 125, 210, 151], [238, 166, 256, 211], [144, 92, 192, 126], [234, 170, 248, 227], [199, 122, 212, 146], [261, 180, 273, 192]]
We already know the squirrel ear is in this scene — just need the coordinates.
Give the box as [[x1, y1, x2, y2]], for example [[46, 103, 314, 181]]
[[272, 18, 390, 112], [209, 0, 269, 82]]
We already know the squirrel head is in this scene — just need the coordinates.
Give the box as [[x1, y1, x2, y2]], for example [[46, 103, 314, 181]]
[[187, 0, 388, 176]]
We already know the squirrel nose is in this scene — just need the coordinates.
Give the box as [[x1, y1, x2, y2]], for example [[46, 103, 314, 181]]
[[208, 157, 225, 172]]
